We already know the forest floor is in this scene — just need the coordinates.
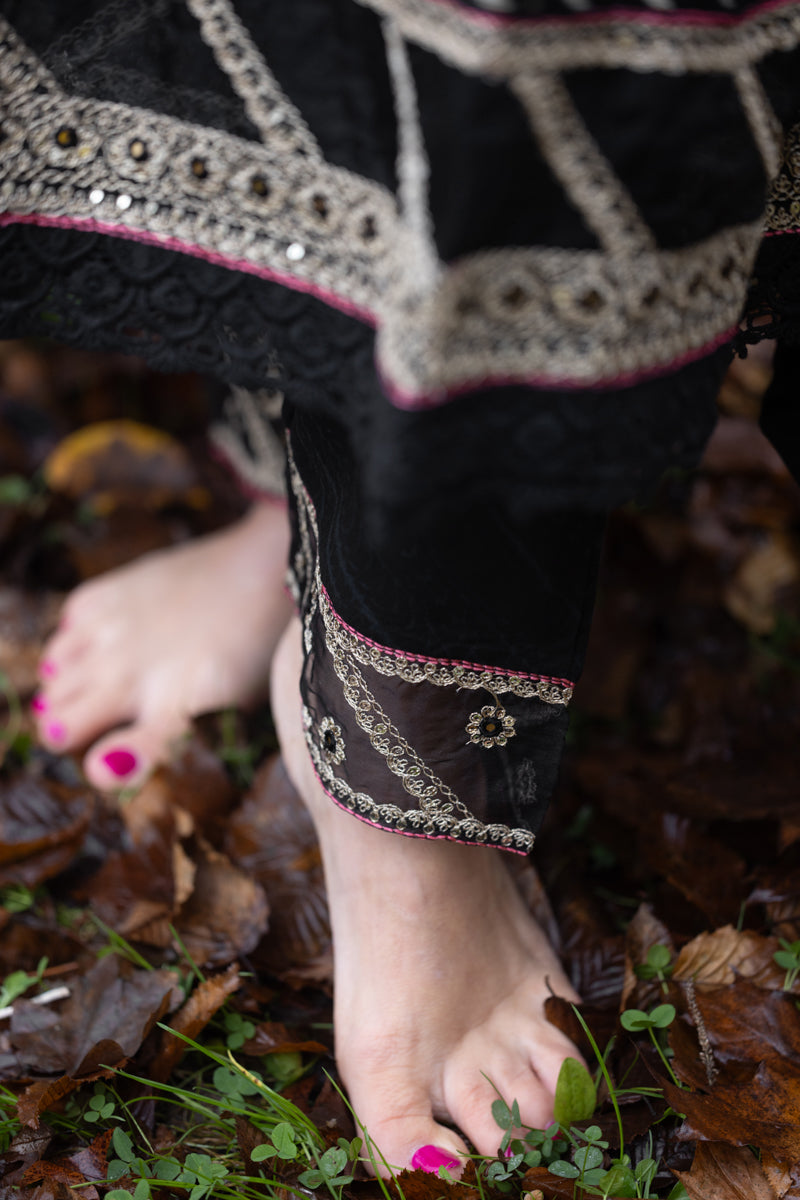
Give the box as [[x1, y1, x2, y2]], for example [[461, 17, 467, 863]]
[[1, 340, 800, 1200]]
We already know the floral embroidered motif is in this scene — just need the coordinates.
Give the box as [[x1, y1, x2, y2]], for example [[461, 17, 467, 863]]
[[466, 704, 516, 748], [319, 716, 346, 765]]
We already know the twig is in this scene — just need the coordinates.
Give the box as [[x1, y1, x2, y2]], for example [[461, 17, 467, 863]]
[[684, 978, 718, 1087], [0, 985, 70, 1021]]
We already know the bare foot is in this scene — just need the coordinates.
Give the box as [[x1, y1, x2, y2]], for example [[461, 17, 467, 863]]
[[271, 617, 582, 1176], [34, 501, 292, 789]]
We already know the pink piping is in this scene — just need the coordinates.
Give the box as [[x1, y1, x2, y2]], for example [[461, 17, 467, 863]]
[[0, 212, 378, 327], [1, 210, 739, 410], [320, 582, 574, 687], [309, 757, 530, 856], [764, 228, 800, 238], [412, 0, 797, 32]]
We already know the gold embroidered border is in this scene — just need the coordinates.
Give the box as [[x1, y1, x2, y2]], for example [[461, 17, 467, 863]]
[[0, 9, 780, 400], [356, 0, 800, 77], [378, 222, 762, 399], [319, 588, 573, 704]]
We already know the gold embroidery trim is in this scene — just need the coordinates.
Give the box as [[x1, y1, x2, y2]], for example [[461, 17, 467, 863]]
[[0, 14, 776, 401], [765, 120, 800, 231], [356, 0, 800, 77]]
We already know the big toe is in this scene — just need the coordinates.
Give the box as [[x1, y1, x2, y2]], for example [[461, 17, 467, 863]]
[[347, 1074, 468, 1178], [82, 718, 187, 791]]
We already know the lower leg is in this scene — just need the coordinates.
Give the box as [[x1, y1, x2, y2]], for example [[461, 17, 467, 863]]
[[271, 615, 582, 1175]]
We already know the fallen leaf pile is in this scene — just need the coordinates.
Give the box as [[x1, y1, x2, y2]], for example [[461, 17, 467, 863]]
[[1, 341, 800, 1199]]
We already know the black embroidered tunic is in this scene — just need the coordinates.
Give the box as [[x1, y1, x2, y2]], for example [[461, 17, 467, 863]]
[[2, 0, 800, 851]]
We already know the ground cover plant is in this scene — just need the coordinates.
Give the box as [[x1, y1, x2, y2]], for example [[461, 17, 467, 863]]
[[1, 341, 800, 1199]]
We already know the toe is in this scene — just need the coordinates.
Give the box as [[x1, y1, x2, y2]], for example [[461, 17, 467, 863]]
[[35, 685, 133, 752], [345, 1069, 468, 1178], [82, 717, 188, 791], [446, 1027, 584, 1154]]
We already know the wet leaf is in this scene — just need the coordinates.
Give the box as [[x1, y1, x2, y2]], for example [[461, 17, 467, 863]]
[[10, 956, 180, 1086], [673, 1141, 780, 1200], [240, 1019, 329, 1057], [43, 420, 206, 513], [665, 1059, 800, 1160], [224, 755, 331, 984], [672, 927, 785, 991], [0, 778, 92, 887], [682, 983, 800, 1072], [171, 838, 269, 968]]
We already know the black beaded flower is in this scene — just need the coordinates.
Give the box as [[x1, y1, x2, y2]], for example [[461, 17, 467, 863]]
[[319, 716, 345, 764], [466, 705, 515, 749]]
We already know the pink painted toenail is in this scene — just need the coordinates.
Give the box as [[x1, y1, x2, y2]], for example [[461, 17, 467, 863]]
[[102, 749, 138, 778], [39, 659, 57, 679], [46, 721, 66, 743], [411, 1146, 461, 1175], [31, 694, 48, 714]]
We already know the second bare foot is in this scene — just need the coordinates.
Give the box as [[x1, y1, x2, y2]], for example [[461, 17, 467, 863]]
[[34, 501, 292, 789]]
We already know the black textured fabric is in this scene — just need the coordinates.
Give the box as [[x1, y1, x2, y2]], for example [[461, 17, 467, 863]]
[[4, 0, 800, 843]]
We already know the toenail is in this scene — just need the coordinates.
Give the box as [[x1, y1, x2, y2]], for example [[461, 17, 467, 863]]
[[39, 659, 57, 679], [411, 1146, 461, 1175], [102, 748, 138, 778], [46, 721, 66, 743], [31, 693, 48, 714]]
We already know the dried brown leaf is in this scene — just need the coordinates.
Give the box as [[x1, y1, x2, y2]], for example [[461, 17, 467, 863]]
[[665, 1059, 800, 1160], [68, 1129, 113, 1182], [152, 733, 238, 837], [172, 839, 268, 968], [150, 962, 241, 1082], [43, 420, 203, 512], [723, 533, 800, 635], [674, 1141, 779, 1200], [673, 926, 785, 991], [74, 776, 195, 938], [224, 756, 331, 985], [761, 1153, 800, 1200], [621, 903, 673, 1010], [0, 779, 92, 886], [10, 956, 180, 1085], [16, 1077, 83, 1128], [240, 1020, 329, 1057]]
